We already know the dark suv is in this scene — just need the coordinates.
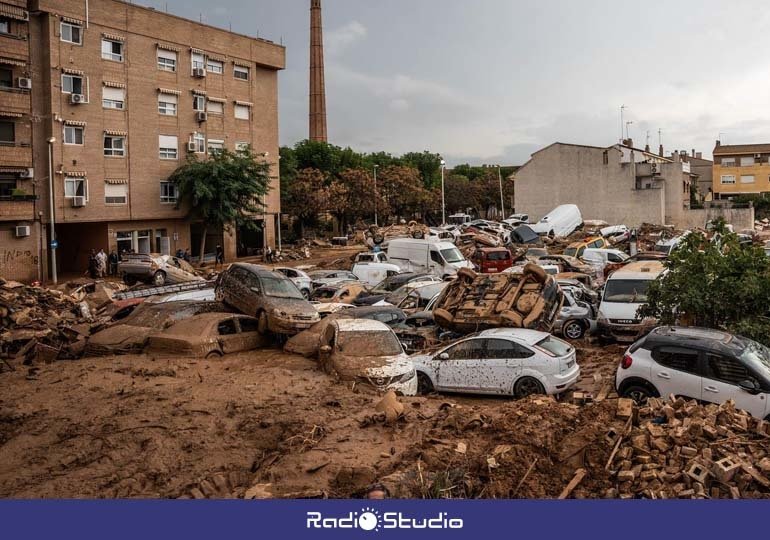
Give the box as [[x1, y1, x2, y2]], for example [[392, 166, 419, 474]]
[[215, 263, 319, 335]]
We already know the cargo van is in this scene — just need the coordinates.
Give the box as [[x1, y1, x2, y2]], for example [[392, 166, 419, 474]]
[[386, 238, 471, 278], [597, 261, 665, 342], [351, 261, 401, 287], [530, 204, 583, 238]]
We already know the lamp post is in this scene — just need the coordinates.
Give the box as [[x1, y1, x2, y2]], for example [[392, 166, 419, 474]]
[[47, 136, 57, 284], [497, 164, 505, 219], [373, 164, 379, 226], [440, 159, 446, 225]]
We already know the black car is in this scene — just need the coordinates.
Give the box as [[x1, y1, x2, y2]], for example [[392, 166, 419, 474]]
[[353, 272, 437, 306], [345, 306, 406, 327], [510, 225, 543, 245]]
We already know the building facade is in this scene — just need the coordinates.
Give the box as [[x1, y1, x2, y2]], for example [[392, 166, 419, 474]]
[[712, 141, 770, 199], [0, 0, 285, 281]]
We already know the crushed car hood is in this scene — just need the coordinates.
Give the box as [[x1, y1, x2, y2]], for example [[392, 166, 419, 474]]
[[331, 353, 413, 381]]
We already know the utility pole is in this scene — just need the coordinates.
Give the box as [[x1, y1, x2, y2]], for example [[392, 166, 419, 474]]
[[440, 159, 446, 225], [497, 165, 505, 218], [620, 105, 625, 143], [373, 164, 378, 226], [46, 137, 57, 284]]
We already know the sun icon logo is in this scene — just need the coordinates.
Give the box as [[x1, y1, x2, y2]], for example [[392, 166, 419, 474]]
[[358, 507, 382, 532]]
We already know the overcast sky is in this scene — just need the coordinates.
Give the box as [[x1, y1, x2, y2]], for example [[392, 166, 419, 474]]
[[145, 0, 769, 165]]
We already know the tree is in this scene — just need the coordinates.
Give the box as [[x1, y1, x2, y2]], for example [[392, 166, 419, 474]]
[[168, 147, 271, 263], [282, 168, 329, 236], [378, 165, 432, 220], [638, 225, 770, 346], [402, 151, 443, 189]]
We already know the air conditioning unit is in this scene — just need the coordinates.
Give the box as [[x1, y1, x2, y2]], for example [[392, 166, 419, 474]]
[[756, 154, 763, 159], [71, 196, 86, 207], [19, 167, 34, 179], [15, 225, 30, 238], [193, 67, 206, 78], [196, 111, 207, 122], [70, 93, 86, 104], [187, 141, 197, 152], [650, 163, 657, 173], [17, 77, 32, 89]]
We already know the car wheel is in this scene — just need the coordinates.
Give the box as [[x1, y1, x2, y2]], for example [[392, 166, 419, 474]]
[[205, 350, 223, 359], [301, 288, 311, 300], [417, 372, 434, 394], [514, 376, 545, 399], [563, 320, 585, 340], [622, 384, 655, 404], [257, 311, 269, 334], [152, 271, 166, 286]]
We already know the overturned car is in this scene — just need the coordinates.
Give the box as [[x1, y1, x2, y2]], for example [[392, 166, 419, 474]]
[[431, 264, 563, 333]]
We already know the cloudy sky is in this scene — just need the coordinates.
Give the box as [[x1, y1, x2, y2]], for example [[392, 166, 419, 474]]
[[146, 0, 769, 165]]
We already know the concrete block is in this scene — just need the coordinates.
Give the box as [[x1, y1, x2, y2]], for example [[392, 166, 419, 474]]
[[712, 457, 740, 483], [686, 461, 709, 484], [680, 446, 698, 457], [617, 470, 636, 482], [617, 398, 633, 419]]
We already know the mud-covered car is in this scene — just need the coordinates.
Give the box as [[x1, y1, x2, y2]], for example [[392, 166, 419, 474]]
[[118, 253, 203, 286], [318, 319, 417, 395], [310, 281, 367, 304], [431, 264, 563, 333], [146, 313, 267, 357], [215, 263, 320, 335]]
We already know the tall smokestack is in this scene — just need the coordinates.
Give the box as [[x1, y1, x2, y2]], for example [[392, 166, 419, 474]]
[[309, 0, 327, 142]]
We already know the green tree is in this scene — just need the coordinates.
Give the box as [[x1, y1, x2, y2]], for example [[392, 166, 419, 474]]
[[402, 151, 443, 189], [283, 168, 329, 237], [169, 147, 271, 263], [639, 226, 770, 346]]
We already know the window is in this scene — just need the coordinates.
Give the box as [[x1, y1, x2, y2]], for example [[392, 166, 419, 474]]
[[101, 38, 124, 62], [192, 132, 205, 153], [485, 339, 534, 359], [234, 104, 250, 120], [158, 93, 178, 115], [61, 74, 83, 94], [721, 158, 736, 166], [0, 120, 14, 143], [652, 347, 700, 375], [193, 95, 205, 111], [207, 139, 224, 155], [239, 318, 259, 333], [191, 52, 205, 70], [444, 339, 485, 360], [104, 182, 127, 204], [0, 18, 9, 35], [740, 156, 755, 167], [720, 175, 736, 185], [206, 58, 223, 74], [63, 125, 84, 145], [104, 135, 126, 157], [602, 150, 609, 165], [234, 65, 249, 80], [157, 49, 177, 72], [158, 135, 178, 160], [207, 100, 223, 115], [0, 175, 15, 197], [741, 175, 755, 184], [706, 353, 750, 385], [64, 176, 87, 198], [102, 86, 125, 109], [60, 22, 82, 45], [607, 253, 624, 263], [0, 68, 12, 88], [160, 181, 178, 203], [217, 319, 237, 335]]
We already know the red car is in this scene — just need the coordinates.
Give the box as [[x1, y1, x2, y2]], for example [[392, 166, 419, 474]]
[[471, 247, 513, 273]]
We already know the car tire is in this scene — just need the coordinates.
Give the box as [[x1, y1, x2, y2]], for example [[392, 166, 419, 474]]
[[205, 350, 223, 359], [417, 372, 434, 394], [123, 274, 138, 286], [301, 288, 311, 300], [257, 311, 269, 335], [152, 271, 166, 286], [514, 376, 545, 399], [563, 320, 585, 340], [433, 308, 454, 327], [622, 384, 656, 404]]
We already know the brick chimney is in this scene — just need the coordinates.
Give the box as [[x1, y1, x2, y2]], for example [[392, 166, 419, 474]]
[[691, 149, 695, 157], [715, 139, 721, 147], [696, 152, 702, 159], [309, 0, 328, 142]]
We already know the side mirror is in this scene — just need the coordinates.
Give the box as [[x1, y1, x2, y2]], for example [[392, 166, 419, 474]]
[[250, 286, 261, 294], [739, 379, 761, 395], [438, 352, 449, 360], [320, 345, 332, 354]]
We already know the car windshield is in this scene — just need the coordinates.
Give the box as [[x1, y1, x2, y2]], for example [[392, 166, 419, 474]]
[[535, 336, 571, 357], [371, 275, 409, 294], [311, 288, 336, 300], [337, 330, 403, 356], [564, 247, 578, 257], [603, 279, 651, 303], [654, 244, 672, 255], [526, 248, 547, 258], [740, 340, 770, 375], [440, 247, 464, 263], [260, 276, 304, 299], [486, 250, 510, 261]]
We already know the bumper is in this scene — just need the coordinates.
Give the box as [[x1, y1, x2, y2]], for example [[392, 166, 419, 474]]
[[598, 321, 655, 343], [269, 317, 318, 335], [389, 374, 418, 396], [545, 364, 581, 395]]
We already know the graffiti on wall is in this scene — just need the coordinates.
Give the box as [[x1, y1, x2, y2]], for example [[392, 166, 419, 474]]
[[1, 248, 39, 267]]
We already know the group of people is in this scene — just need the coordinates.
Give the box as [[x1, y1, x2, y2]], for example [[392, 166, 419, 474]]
[[174, 248, 192, 263], [88, 249, 119, 279]]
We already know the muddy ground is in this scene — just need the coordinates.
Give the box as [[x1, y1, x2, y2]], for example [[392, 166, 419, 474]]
[[0, 340, 625, 499]]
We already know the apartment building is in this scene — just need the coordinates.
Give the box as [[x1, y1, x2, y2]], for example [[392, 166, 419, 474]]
[[0, 0, 285, 281], [712, 141, 770, 199]]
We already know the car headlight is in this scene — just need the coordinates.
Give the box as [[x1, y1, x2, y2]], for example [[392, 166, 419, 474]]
[[272, 308, 288, 318], [396, 369, 416, 383]]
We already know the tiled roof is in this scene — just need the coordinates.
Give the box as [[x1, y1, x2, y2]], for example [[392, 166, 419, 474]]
[[713, 143, 770, 155]]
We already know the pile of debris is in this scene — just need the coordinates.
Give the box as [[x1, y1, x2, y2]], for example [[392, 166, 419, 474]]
[[605, 397, 770, 499]]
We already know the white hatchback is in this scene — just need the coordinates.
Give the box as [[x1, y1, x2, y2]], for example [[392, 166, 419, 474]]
[[410, 328, 580, 398]]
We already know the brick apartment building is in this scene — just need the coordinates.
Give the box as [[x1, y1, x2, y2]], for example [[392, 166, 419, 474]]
[[0, 0, 285, 282], [712, 140, 770, 199]]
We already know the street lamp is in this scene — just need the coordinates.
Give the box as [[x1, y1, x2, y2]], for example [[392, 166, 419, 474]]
[[497, 164, 505, 219], [47, 136, 57, 284], [440, 159, 446, 225], [373, 164, 379, 226]]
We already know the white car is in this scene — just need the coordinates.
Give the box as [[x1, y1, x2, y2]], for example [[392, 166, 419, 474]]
[[354, 251, 389, 264], [274, 267, 313, 299], [411, 328, 580, 397], [616, 326, 770, 420]]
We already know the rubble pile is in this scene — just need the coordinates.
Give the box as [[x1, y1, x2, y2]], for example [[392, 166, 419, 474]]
[[606, 397, 770, 499]]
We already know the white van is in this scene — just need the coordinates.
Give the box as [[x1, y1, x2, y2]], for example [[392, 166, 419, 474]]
[[597, 261, 665, 342], [530, 204, 583, 238], [386, 238, 471, 278], [352, 261, 401, 287], [581, 248, 629, 273], [447, 213, 472, 226], [354, 251, 389, 264]]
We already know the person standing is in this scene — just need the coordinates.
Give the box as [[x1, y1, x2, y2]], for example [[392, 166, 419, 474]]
[[215, 245, 224, 268], [265, 245, 273, 264], [96, 249, 108, 278], [88, 249, 98, 279], [108, 250, 119, 276]]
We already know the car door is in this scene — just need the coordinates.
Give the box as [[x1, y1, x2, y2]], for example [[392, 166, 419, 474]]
[[702, 352, 768, 418], [216, 317, 242, 354], [164, 257, 185, 283], [434, 338, 487, 392], [234, 317, 264, 352], [650, 346, 703, 400], [482, 338, 533, 394]]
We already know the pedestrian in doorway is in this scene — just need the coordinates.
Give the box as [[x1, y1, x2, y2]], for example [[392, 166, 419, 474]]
[[108, 250, 119, 276], [265, 245, 273, 264], [215, 245, 224, 267], [88, 249, 98, 279], [96, 249, 107, 278]]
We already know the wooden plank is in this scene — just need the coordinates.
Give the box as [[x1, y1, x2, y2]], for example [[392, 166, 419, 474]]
[[558, 468, 586, 499]]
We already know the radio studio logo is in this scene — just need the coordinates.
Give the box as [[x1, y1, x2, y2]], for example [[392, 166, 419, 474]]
[[306, 507, 463, 531]]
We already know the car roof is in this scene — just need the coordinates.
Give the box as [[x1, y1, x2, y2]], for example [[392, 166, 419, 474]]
[[609, 260, 665, 279], [477, 327, 550, 345], [644, 326, 746, 356], [334, 318, 391, 332], [161, 312, 248, 335], [228, 263, 275, 277], [347, 305, 403, 316]]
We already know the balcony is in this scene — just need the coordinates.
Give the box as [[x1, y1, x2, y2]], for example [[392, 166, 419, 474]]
[[0, 141, 31, 167], [0, 33, 29, 61], [0, 87, 31, 114], [0, 197, 36, 221]]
